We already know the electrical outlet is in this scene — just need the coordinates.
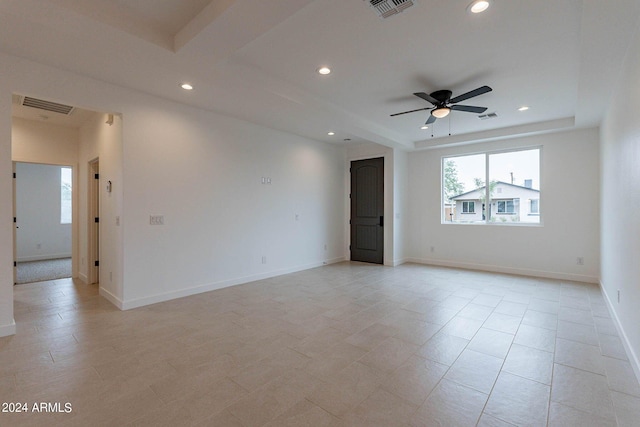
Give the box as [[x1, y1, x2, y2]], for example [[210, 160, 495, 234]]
[[262, 256, 267, 264], [150, 215, 164, 225], [430, 246, 435, 253], [617, 289, 620, 303], [576, 257, 584, 265]]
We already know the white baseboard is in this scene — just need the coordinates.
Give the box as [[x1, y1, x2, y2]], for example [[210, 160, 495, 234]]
[[600, 281, 640, 386], [406, 257, 599, 284], [99, 287, 124, 310], [0, 319, 16, 337], [17, 253, 72, 262], [120, 258, 345, 311], [78, 272, 88, 284]]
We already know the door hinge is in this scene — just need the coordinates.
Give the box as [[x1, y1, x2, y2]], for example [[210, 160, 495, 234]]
[[95, 261, 99, 267], [95, 217, 99, 223], [349, 245, 351, 250], [13, 172, 16, 179], [94, 173, 99, 179], [14, 261, 17, 267], [13, 217, 17, 223]]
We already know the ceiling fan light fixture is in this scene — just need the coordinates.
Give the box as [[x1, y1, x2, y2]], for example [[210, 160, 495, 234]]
[[468, 0, 490, 14], [432, 107, 451, 119]]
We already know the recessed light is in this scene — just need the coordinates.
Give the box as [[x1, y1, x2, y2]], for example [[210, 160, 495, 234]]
[[328, 132, 335, 136], [421, 126, 429, 130], [181, 83, 193, 90], [518, 106, 530, 111], [468, 0, 490, 14], [317, 67, 331, 75]]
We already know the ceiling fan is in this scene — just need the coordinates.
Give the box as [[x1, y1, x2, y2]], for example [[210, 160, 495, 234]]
[[391, 85, 493, 125]]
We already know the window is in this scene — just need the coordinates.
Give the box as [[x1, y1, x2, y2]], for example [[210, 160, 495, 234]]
[[61, 167, 72, 224], [497, 200, 515, 214], [442, 147, 540, 224], [530, 199, 539, 214]]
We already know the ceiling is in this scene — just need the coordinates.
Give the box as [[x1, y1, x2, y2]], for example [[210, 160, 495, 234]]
[[1, 0, 639, 150]]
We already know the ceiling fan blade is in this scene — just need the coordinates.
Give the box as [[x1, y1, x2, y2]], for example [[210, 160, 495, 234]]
[[425, 114, 437, 125], [390, 107, 431, 117], [450, 105, 488, 114], [449, 86, 492, 104], [413, 92, 439, 105]]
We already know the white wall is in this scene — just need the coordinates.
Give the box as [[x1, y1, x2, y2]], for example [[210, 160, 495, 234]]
[[121, 102, 345, 307], [15, 163, 72, 261], [600, 20, 640, 380], [407, 128, 600, 283], [77, 112, 123, 298], [0, 53, 347, 322]]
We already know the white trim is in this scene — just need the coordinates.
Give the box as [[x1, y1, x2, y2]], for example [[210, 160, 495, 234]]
[[601, 280, 640, 387], [0, 320, 16, 337], [406, 258, 599, 284], [119, 258, 345, 311], [99, 287, 124, 310]]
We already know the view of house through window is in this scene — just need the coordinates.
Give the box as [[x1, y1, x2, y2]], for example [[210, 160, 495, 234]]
[[61, 167, 72, 224], [443, 148, 540, 225]]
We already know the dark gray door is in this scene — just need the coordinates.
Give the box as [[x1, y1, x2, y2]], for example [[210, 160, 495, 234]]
[[350, 157, 384, 264]]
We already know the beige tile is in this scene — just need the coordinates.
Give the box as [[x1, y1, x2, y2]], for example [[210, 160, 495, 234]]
[[417, 332, 469, 366], [343, 387, 418, 427], [602, 356, 640, 397], [513, 324, 556, 352], [264, 399, 343, 427], [551, 363, 615, 419], [5, 263, 639, 426], [410, 379, 488, 427], [611, 390, 640, 427], [227, 369, 320, 427], [502, 343, 553, 385], [467, 328, 514, 359], [307, 361, 382, 416], [444, 349, 503, 394], [343, 322, 397, 351], [555, 338, 604, 375], [548, 402, 616, 427], [381, 355, 448, 406], [483, 312, 521, 334], [358, 336, 419, 374], [484, 372, 550, 426]]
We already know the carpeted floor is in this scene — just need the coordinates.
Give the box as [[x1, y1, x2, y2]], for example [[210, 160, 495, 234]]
[[15, 258, 72, 284]]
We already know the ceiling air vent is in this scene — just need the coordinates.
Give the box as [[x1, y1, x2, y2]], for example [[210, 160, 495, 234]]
[[366, 0, 415, 19], [478, 112, 498, 120], [21, 96, 75, 115]]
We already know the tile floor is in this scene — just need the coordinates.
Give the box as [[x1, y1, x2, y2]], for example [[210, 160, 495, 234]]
[[1, 262, 639, 426]]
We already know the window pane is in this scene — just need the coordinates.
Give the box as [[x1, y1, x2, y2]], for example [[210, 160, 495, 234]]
[[488, 149, 540, 224], [61, 167, 72, 224], [442, 154, 485, 223]]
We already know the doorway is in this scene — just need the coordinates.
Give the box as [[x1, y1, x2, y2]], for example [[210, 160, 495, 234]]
[[350, 157, 384, 264], [13, 162, 73, 284]]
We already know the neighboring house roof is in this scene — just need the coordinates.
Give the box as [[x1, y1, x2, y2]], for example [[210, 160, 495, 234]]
[[450, 181, 540, 200]]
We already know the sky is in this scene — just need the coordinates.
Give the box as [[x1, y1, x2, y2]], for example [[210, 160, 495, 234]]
[[445, 148, 540, 192]]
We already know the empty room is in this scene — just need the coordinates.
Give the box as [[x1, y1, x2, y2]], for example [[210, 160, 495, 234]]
[[1, 1, 639, 426]]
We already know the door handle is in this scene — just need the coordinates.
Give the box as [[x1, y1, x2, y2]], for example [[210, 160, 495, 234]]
[[379, 216, 383, 227]]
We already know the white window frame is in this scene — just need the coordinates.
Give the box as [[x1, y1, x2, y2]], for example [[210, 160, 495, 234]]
[[442, 146, 542, 226]]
